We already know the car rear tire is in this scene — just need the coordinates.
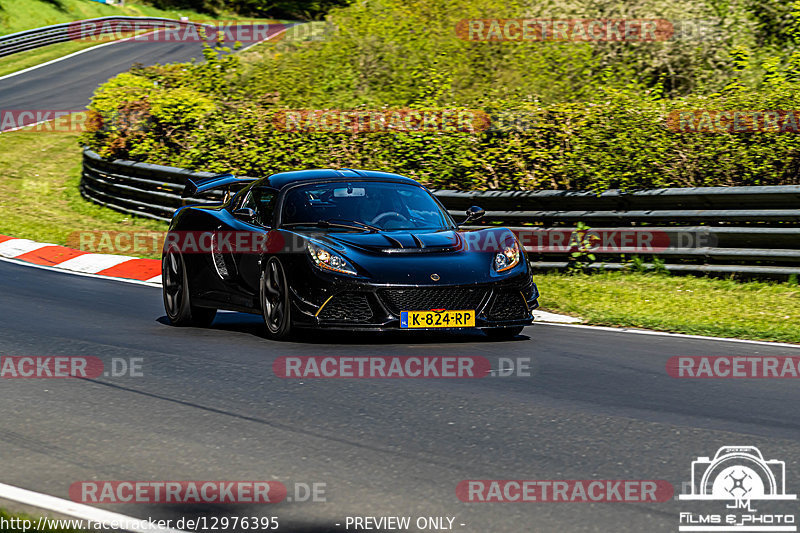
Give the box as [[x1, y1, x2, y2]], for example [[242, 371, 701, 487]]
[[483, 326, 524, 339], [261, 257, 293, 340], [162, 245, 217, 327]]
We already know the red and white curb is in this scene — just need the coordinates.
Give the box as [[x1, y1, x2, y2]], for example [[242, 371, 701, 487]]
[[0, 235, 161, 285]]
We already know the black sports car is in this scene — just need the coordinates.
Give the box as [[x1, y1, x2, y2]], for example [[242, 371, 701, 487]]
[[162, 168, 539, 340]]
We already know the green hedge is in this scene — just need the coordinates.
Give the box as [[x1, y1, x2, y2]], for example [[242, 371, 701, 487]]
[[80, 64, 800, 191], [79, 0, 800, 191]]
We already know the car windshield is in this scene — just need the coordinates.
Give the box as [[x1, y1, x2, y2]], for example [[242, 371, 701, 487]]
[[280, 181, 453, 231]]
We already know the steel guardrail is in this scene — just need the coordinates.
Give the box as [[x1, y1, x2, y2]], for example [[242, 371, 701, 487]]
[[0, 17, 207, 58], [80, 149, 800, 276]]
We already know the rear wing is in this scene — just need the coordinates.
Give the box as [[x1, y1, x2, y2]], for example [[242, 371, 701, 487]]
[[182, 173, 257, 198]]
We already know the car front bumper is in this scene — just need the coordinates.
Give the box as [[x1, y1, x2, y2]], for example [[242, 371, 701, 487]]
[[288, 270, 539, 331]]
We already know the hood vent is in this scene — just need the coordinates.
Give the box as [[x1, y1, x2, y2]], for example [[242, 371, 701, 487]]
[[324, 230, 461, 254], [382, 234, 405, 248]]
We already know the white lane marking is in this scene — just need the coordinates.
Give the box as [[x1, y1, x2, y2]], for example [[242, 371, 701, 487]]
[[0, 31, 153, 83], [0, 22, 293, 83], [0, 481, 186, 533], [239, 24, 292, 51], [1, 119, 48, 133], [0, 24, 293, 133], [0, 255, 161, 287], [56, 253, 134, 273], [533, 310, 581, 323], [537, 321, 800, 349], [0, 31, 164, 133], [146, 274, 163, 284], [0, 115, 83, 134], [0, 239, 53, 258]]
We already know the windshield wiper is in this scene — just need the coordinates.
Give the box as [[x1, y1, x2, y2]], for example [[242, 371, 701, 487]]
[[324, 219, 381, 232], [282, 219, 380, 232]]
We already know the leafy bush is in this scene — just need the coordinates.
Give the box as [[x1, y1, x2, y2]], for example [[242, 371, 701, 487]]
[[80, 0, 800, 191]]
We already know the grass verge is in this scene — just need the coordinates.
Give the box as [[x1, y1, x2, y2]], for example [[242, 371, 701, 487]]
[[0, 0, 245, 36], [536, 271, 800, 344], [0, 128, 167, 255], [1, 127, 798, 343], [0, 508, 84, 533]]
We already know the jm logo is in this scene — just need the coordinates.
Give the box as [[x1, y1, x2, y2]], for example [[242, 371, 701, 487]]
[[679, 446, 795, 503]]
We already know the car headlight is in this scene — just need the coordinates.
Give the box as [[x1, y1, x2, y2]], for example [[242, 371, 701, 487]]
[[307, 242, 357, 275], [493, 240, 520, 272]]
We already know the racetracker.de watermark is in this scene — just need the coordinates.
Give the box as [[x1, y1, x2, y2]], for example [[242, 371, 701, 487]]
[[667, 356, 800, 378], [456, 19, 720, 42], [67, 19, 284, 43], [456, 19, 674, 42], [69, 481, 290, 504], [0, 110, 95, 133], [0, 356, 143, 378], [456, 480, 674, 502], [273, 356, 533, 378], [667, 110, 800, 133], [69, 228, 714, 256], [272, 109, 491, 133], [69, 231, 287, 255], [511, 228, 716, 253]]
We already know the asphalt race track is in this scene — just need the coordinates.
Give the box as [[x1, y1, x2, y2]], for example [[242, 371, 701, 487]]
[[3, 19, 800, 533], [2, 258, 800, 532], [0, 23, 286, 126]]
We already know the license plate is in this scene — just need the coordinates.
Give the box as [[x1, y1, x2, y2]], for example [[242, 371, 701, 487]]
[[400, 310, 475, 328]]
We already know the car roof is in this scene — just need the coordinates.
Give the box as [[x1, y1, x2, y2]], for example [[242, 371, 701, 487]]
[[262, 169, 421, 189]]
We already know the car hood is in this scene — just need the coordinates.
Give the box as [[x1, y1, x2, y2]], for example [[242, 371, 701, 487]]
[[318, 229, 461, 253]]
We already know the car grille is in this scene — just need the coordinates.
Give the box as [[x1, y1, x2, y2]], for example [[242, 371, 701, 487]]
[[318, 292, 373, 322], [487, 290, 529, 321], [379, 288, 487, 314]]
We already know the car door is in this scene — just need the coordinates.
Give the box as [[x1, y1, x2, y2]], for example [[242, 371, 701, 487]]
[[229, 185, 279, 296]]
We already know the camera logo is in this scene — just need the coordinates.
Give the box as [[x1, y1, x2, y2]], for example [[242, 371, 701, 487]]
[[679, 446, 796, 531]]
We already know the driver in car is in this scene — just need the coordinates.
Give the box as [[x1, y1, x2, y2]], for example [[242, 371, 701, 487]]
[[364, 188, 407, 229]]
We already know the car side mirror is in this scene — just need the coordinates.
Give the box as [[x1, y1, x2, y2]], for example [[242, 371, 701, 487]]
[[461, 205, 485, 225], [233, 207, 257, 222]]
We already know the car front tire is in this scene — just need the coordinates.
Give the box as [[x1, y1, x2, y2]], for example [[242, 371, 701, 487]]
[[260, 257, 293, 340], [162, 245, 217, 327]]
